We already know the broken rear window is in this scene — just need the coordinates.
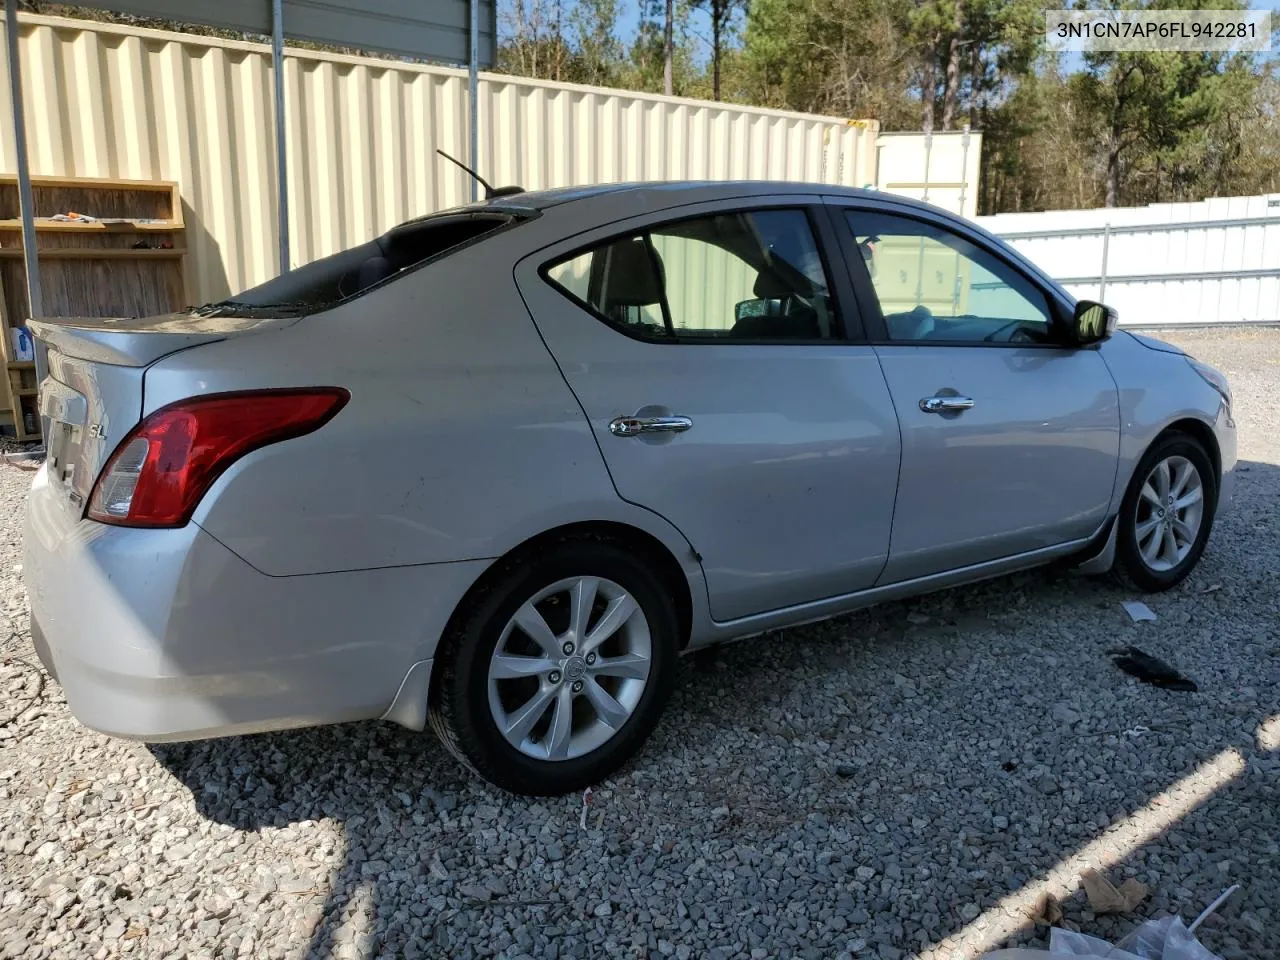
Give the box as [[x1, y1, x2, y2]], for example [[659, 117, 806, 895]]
[[195, 207, 535, 318]]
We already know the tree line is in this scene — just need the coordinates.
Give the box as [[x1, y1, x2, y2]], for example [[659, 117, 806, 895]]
[[496, 0, 1280, 214]]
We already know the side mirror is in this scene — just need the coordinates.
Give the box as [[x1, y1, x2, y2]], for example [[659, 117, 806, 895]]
[[1072, 300, 1118, 345], [735, 297, 783, 322]]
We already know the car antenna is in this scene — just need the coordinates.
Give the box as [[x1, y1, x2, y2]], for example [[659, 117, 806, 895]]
[[435, 149, 524, 200]]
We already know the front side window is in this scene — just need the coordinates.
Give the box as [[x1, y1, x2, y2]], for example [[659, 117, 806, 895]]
[[845, 211, 1054, 344], [545, 209, 836, 341]]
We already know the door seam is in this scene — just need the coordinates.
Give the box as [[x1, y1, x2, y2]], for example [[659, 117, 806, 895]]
[[869, 345, 906, 588], [509, 271, 712, 603]]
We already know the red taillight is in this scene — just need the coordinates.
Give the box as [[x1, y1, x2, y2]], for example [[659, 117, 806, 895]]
[[87, 388, 349, 528]]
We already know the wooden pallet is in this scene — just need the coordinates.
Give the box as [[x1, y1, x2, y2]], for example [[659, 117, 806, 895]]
[[0, 175, 188, 442]]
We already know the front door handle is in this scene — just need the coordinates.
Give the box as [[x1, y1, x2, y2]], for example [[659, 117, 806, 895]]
[[919, 395, 975, 414], [609, 415, 694, 437]]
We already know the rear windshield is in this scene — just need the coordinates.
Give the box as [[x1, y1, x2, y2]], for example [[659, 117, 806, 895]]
[[195, 207, 533, 318]]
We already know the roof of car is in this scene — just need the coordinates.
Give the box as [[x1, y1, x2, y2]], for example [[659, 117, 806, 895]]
[[471, 180, 937, 215]]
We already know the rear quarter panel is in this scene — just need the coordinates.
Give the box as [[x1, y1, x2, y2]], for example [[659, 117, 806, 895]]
[[142, 224, 702, 584]]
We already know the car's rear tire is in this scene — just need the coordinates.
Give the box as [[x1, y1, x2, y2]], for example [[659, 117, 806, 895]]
[[1111, 432, 1217, 592], [429, 537, 678, 796]]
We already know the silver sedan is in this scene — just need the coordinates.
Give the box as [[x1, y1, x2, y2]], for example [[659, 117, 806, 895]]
[[24, 182, 1236, 795]]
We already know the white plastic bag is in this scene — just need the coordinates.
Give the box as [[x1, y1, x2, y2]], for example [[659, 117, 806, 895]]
[[982, 885, 1238, 960], [1047, 916, 1221, 960]]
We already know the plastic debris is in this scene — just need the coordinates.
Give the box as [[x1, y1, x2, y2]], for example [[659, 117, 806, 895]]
[[1046, 919, 1217, 960], [1109, 646, 1198, 692], [579, 786, 593, 830], [981, 885, 1240, 960], [1188, 885, 1240, 934], [1081, 868, 1149, 914], [1122, 600, 1158, 622]]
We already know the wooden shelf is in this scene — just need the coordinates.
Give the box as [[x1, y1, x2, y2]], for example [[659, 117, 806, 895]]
[[17, 174, 180, 191], [0, 174, 188, 443], [0, 247, 184, 259], [0, 218, 181, 232]]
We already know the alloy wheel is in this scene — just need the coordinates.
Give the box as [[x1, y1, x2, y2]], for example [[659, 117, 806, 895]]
[[1134, 454, 1204, 572], [487, 576, 652, 761]]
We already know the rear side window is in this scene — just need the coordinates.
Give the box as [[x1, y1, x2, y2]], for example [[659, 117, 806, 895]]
[[202, 209, 531, 318], [545, 209, 836, 341]]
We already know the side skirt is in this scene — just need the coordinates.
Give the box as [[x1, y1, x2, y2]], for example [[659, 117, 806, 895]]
[[688, 533, 1104, 650]]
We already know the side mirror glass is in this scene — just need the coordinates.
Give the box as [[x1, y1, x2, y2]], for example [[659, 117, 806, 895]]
[[735, 297, 783, 322], [1072, 300, 1118, 345]]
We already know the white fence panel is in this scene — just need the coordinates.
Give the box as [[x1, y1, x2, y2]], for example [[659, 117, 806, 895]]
[[977, 195, 1280, 326]]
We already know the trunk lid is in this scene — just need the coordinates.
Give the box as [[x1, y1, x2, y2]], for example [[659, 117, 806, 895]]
[[29, 310, 295, 515]]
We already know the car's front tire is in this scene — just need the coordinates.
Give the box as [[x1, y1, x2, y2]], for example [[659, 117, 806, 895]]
[[429, 537, 678, 796], [1112, 432, 1217, 592]]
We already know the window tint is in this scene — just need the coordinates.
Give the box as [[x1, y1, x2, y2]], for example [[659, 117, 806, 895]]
[[845, 211, 1054, 344], [545, 255, 592, 303], [545, 209, 835, 341], [547, 238, 667, 336], [216, 211, 523, 317]]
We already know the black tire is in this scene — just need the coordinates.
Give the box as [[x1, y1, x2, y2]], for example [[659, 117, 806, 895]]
[[428, 537, 678, 796], [1112, 432, 1217, 592]]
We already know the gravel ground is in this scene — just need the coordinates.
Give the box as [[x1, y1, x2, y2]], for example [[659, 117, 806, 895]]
[[1, 327, 1277, 960]]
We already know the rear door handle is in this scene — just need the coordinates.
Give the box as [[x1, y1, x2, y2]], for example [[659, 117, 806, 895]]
[[919, 395, 975, 414], [609, 415, 694, 437]]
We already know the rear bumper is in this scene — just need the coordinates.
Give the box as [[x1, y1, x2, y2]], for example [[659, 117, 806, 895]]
[[30, 617, 57, 682], [24, 465, 487, 741]]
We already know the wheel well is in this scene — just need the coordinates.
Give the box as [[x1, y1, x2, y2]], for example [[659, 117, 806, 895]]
[[442, 521, 695, 655], [1160, 418, 1221, 484]]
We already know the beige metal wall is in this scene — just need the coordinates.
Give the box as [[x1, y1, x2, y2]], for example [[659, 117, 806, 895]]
[[0, 13, 880, 305], [875, 130, 982, 220]]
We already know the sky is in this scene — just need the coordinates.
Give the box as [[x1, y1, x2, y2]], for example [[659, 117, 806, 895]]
[[610, 2, 733, 65]]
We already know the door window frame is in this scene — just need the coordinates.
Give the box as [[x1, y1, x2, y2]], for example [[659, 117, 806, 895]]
[[824, 199, 1079, 349], [538, 200, 867, 344]]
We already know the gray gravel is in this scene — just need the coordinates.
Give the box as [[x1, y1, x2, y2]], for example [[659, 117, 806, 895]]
[[2, 327, 1278, 960]]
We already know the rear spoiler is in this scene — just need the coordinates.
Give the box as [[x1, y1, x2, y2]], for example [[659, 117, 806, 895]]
[[26, 311, 292, 367], [27, 317, 223, 368]]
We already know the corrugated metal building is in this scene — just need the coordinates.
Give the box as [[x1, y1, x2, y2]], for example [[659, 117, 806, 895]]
[[0, 12, 978, 305], [875, 131, 980, 225]]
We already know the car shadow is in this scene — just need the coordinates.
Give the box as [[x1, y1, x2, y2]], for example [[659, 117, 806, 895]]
[[149, 458, 1280, 960]]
